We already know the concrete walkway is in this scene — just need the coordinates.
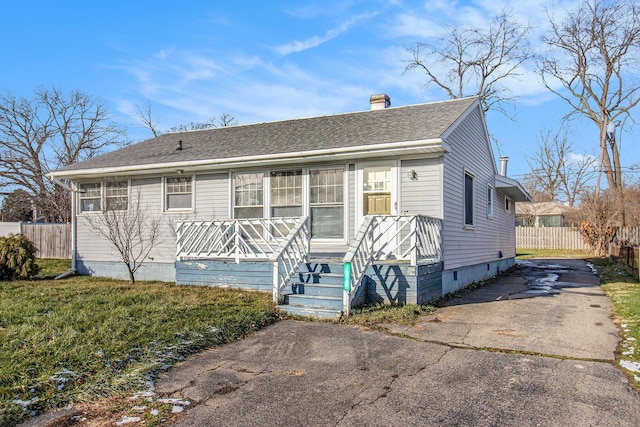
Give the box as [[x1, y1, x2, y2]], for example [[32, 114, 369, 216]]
[[153, 258, 640, 426]]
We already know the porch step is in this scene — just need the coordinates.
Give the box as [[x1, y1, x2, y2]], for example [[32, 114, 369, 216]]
[[291, 283, 343, 297], [278, 259, 345, 318], [277, 304, 342, 319], [297, 272, 343, 286], [284, 294, 343, 311]]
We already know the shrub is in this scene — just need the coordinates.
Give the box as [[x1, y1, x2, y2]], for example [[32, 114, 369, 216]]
[[0, 234, 39, 279]]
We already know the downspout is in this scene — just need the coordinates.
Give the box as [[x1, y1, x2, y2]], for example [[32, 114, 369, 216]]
[[49, 175, 77, 278]]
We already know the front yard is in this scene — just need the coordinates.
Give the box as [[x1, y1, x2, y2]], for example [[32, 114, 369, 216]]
[[0, 260, 279, 426], [2, 252, 640, 425]]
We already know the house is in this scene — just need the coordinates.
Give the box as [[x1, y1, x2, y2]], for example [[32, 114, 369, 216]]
[[50, 95, 530, 317], [516, 201, 571, 227]]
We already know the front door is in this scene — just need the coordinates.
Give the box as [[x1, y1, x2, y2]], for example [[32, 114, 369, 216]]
[[363, 166, 392, 216], [356, 162, 398, 256]]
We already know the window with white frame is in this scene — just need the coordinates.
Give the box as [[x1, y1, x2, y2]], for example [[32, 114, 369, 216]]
[[464, 171, 474, 226], [487, 185, 493, 217], [505, 196, 511, 212], [234, 172, 263, 218], [310, 168, 343, 238], [165, 176, 192, 210], [270, 170, 302, 217], [79, 183, 101, 212], [105, 180, 128, 211]]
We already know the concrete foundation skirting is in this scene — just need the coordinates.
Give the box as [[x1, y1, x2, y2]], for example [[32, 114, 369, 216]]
[[76, 260, 176, 282], [441, 257, 515, 295]]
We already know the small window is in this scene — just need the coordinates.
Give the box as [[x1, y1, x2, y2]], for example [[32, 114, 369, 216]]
[[505, 196, 511, 212], [79, 183, 101, 212], [234, 173, 264, 218], [487, 185, 493, 217], [166, 176, 192, 210], [270, 170, 302, 217], [464, 172, 474, 226], [105, 181, 128, 211]]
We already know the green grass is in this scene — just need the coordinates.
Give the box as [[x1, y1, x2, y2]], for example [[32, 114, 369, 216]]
[[0, 275, 279, 425], [337, 303, 436, 328], [516, 249, 591, 259], [35, 258, 72, 277], [591, 258, 640, 390]]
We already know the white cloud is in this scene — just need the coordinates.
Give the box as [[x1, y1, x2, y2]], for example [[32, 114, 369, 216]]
[[274, 11, 379, 55]]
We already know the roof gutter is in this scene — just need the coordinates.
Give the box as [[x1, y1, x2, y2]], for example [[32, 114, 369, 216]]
[[48, 138, 448, 179]]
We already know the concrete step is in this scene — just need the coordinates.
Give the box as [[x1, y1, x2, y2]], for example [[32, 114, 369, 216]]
[[290, 283, 343, 297], [284, 294, 343, 311], [277, 304, 342, 319]]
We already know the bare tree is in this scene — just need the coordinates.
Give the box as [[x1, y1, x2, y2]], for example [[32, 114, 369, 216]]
[[85, 189, 162, 284], [135, 100, 238, 137], [405, 11, 533, 117], [134, 100, 161, 137], [0, 189, 34, 221], [0, 87, 125, 221], [525, 130, 597, 206], [538, 0, 640, 196], [569, 189, 623, 256]]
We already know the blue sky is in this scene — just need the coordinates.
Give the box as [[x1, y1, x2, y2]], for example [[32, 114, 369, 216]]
[[1, 0, 638, 182]]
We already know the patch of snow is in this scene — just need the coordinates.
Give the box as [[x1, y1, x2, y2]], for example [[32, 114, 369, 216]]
[[115, 416, 141, 426], [150, 409, 160, 416], [620, 360, 640, 373], [12, 398, 39, 409], [586, 263, 598, 274], [172, 405, 184, 413]]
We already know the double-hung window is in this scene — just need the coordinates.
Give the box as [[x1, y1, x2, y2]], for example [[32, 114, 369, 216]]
[[464, 171, 474, 227], [310, 168, 343, 238], [487, 185, 494, 218], [105, 181, 128, 211], [79, 183, 102, 212], [234, 173, 264, 219], [165, 177, 192, 210], [270, 170, 302, 217]]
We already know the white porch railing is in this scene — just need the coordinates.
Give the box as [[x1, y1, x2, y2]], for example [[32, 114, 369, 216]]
[[342, 215, 442, 316], [270, 217, 310, 303], [175, 217, 310, 303]]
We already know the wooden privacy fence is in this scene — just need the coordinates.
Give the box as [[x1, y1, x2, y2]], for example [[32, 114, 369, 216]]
[[0, 222, 71, 259], [516, 226, 588, 250], [517, 226, 640, 251]]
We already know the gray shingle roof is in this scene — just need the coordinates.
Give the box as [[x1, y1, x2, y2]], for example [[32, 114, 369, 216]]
[[56, 97, 478, 174]]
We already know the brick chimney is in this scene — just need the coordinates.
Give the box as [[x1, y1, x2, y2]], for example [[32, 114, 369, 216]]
[[370, 94, 391, 110]]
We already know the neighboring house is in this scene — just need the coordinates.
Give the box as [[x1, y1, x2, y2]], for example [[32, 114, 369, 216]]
[[50, 95, 530, 317], [516, 201, 571, 227]]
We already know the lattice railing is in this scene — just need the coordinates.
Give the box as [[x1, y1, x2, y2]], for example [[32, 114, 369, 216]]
[[176, 217, 302, 262], [342, 215, 442, 315], [176, 217, 310, 303]]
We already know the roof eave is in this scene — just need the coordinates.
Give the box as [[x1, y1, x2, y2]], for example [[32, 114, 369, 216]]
[[49, 139, 447, 180], [495, 175, 532, 202]]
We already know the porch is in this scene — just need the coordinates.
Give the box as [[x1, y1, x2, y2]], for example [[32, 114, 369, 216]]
[[175, 215, 443, 318]]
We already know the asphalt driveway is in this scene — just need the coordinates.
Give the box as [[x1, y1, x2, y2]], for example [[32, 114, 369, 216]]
[[153, 258, 640, 426]]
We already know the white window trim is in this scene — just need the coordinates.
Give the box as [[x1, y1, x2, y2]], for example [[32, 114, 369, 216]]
[[163, 174, 195, 212], [231, 166, 348, 242], [78, 182, 103, 214], [78, 179, 131, 214], [105, 180, 130, 212], [464, 169, 475, 229], [487, 184, 494, 219], [505, 195, 511, 212], [308, 166, 347, 242]]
